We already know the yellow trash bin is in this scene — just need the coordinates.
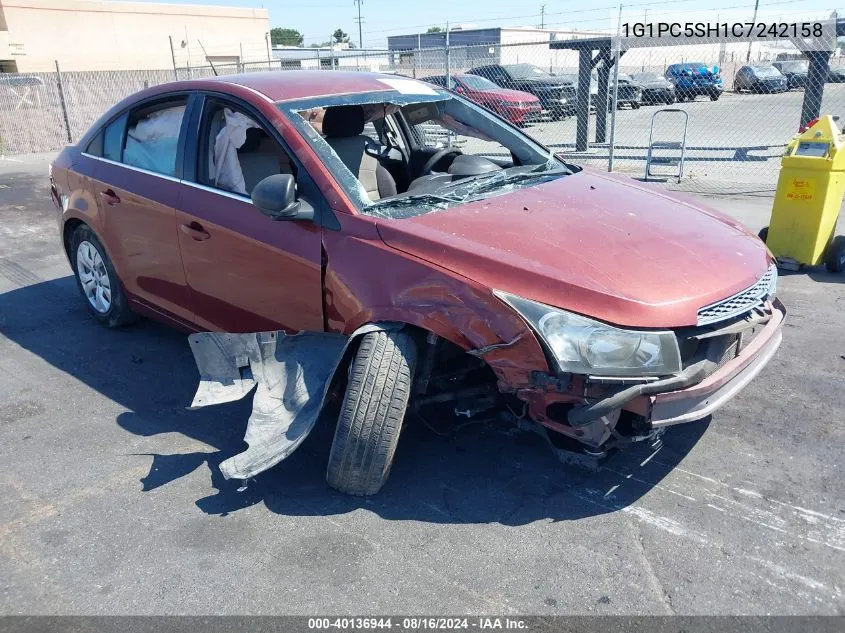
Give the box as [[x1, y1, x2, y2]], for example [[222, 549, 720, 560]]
[[764, 115, 845, 272]]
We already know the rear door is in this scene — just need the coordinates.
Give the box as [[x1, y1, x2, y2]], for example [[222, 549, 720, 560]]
[[174, 93, 324, 333], [84, 93, 195, 324]]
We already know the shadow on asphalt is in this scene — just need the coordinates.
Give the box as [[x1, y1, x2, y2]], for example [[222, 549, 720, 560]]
[[0, 276, 710, 525]]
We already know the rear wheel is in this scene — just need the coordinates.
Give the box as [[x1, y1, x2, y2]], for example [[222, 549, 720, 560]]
[[709, 91, 720, 101], [326, 329, 418, 496], [825, 235, 845, 273], [70, 225, 137, 328]]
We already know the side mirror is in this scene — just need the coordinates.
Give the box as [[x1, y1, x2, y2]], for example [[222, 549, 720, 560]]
[[454, 85, 465, 94], [251, 174, 312, 221]]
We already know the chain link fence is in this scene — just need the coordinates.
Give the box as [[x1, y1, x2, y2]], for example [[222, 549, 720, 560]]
[[2, 42, 843, 194]]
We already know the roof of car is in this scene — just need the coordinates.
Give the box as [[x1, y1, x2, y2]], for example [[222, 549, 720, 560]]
[[190, 71, 420, 102]]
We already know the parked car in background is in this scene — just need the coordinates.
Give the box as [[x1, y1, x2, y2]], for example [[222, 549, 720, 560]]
[[552, 72, 598, 112], [665, 62, 723, 101], [422, 73, 541, 125], [771, 61, 808, 89], [48, 71, 785, 496], [828, 66, 845, 83], [467, 64, 575, 119], [734, 65, 788, 93], [610, 74, 643, 109], [632, 71, 676, 105]]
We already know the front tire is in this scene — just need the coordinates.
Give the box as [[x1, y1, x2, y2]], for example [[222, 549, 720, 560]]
[[709, 91, 720, 101], [326, 329, 418, 496], [70, 225, 136, 327]]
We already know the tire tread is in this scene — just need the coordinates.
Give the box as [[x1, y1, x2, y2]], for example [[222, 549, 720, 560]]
[[326, 330, 416, 496]]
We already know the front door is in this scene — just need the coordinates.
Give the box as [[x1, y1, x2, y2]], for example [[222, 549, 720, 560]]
[[175, 95, 324, 333]]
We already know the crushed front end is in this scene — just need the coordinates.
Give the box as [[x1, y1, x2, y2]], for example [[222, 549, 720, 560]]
[[473, 265, 784, 455]]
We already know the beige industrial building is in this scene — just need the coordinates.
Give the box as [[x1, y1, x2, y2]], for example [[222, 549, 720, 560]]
[[0, 0, 269, 72]]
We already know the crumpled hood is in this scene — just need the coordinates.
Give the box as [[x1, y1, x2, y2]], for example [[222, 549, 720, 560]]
[[376, 170, 771, 328]]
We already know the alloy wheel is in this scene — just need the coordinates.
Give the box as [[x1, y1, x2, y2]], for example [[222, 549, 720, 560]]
[[76, 240, 112, 313]]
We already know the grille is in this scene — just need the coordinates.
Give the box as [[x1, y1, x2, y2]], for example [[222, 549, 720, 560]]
[[696, 264, 777, 327]]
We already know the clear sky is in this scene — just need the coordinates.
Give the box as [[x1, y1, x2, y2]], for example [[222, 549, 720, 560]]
[[129, 0, 840, 48]]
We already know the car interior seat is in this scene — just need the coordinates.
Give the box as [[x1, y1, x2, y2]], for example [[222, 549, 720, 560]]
[[322, 105, 397, 201], [238, 128, 294, 194]]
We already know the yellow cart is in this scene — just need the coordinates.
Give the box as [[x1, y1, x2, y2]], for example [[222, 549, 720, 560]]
[[760, 115, 845, 272]]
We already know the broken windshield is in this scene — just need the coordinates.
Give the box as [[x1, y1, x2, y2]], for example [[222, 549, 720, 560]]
[[280, 83, 568, 219]]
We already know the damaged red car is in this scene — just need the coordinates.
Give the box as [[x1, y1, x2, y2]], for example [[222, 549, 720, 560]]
[[50, 71, 785, 496]]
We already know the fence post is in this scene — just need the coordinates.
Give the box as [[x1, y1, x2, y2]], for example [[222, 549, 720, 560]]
[[54, 60, 73, 144], [169, 36, 178, 80], [445, 24, 451, 91]]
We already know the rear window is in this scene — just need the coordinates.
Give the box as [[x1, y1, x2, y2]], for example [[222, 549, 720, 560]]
[[752, 66, 781, 78], [103, 113, 127, 161]]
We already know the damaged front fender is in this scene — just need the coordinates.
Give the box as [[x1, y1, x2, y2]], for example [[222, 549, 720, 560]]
[[188, 323, 400, 481]]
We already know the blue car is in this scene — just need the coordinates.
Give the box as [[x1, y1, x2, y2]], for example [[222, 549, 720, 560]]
[[665, 62, 723, 102]]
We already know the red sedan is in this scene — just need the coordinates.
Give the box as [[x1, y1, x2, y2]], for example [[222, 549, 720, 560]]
[[49, 71, 784, 496], [423, 73, 541, 125]]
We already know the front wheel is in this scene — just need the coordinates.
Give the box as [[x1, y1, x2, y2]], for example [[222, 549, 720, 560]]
[[70, 225, 137, 327], [710, 92, 720, 101], [825, 235, 845, 273], [326, 329, 418, 496]]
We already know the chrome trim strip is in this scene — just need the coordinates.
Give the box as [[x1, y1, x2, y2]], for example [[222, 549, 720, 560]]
[[180, 179, 252, 203], [80, 152, 253, 204], [80, 153, 182, 183]]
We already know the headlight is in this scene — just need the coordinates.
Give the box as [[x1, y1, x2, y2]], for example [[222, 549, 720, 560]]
[[495, 291, 682, 377]]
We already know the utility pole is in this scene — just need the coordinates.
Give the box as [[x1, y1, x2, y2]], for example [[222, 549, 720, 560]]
[[746, 0, 760, 62], [354, 0, 364, 49], [540, 4, 546, 29], [168, 35, 178, 80]]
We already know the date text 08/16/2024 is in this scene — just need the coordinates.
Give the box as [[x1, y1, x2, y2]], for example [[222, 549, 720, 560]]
[[307, 617, 529, 630]]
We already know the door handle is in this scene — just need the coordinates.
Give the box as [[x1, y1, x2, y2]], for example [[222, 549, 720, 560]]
[[99, 189, 120, 205], [180, 222, 211, 241]]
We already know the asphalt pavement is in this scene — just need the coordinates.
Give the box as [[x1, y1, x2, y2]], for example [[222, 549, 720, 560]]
[[1, 155, 844, 615]]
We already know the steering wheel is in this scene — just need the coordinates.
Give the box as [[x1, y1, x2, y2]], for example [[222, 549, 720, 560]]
[[420, 148, 462, 176]]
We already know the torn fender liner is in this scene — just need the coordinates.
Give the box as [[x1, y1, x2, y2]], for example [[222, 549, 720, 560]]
[[187, 324, 400, 481], [188, 331, 347, 480]]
